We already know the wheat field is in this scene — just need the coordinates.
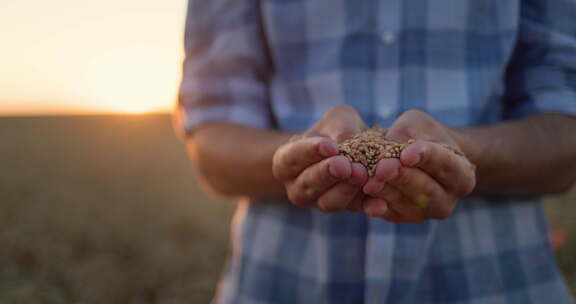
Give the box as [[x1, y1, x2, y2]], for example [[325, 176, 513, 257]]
[[0, 114, 573, 303]]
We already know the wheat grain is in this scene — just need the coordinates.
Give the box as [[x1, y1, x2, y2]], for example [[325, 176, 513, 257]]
[[338, 126, 408, 176], [338, 126, 466, 176]]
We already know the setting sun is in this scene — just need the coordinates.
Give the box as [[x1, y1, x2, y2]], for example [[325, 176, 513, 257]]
[[106, 104, 164, 115], [0, 0, 186, 116], [74, 44, 181, 115]]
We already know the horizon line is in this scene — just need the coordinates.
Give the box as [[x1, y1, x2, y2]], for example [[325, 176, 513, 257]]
[[0, 111, 172, 118]]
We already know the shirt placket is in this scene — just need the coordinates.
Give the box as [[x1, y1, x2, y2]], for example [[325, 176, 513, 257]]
[[365, 3, 401, 303], [373, 0, 401, 128], [364, 220, 396, 304]]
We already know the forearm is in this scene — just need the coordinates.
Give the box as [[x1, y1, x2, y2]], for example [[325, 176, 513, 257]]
[[451, 113, 576, 196], [186, 122, 292, 199]]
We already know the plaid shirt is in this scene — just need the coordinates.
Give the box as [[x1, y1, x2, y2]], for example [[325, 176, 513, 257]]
[[176, 0, 576, 303]]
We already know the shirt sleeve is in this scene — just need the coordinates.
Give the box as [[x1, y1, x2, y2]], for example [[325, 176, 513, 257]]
[[174, 0, 273, 137], [503, 0, 576, 119]]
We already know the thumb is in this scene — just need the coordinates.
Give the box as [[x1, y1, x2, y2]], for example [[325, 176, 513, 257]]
[[317, 105, 366, 143]]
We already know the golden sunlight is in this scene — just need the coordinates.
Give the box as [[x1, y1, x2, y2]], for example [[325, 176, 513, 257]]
[[0, 0, 186, 116], [110, 105, 163, 115], [74, 45, 181, 115]]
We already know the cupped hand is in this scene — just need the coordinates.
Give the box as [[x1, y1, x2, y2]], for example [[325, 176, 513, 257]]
[[362, 110, 476, 222], [272, 105, 369, 212]]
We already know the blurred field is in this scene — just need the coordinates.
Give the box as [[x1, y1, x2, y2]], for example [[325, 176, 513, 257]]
[[0, 114, 574, 303], [0, 114, 235, 303]]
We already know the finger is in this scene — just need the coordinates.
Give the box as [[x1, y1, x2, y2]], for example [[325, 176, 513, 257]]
[[363, 197, 389, 217], [314, 104, 366, 143], [336, 163, 368, 212], [361, 197, 406, 222], [273, 136, 339, 181], [400, 140, 476, 196], [288, 156, 352, 206], [300, 162, 368, 212], [364, 198, 425, 223], [381, 207, 425, 223], [363, 158, 401, 195], [346, 192, 365, 212], [385, 198, 426, 223], [385, 110, 445, 143], [317, 181, 361, 212], [372, 184, 403, 205], [388, 166, 455, 220], [350, 162, 369, 186], [372, 185, 427, 221], [371, 184, 425, 220]]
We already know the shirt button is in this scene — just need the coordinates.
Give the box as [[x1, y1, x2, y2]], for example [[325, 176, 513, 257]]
[[380, 30, 396, 45], [379, 104, 393, 118]]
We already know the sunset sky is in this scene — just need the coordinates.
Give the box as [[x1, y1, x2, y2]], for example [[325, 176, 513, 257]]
[[0, 0, 186, 115]]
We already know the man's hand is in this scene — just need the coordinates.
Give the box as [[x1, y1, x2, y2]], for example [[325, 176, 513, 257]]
[[362, 110, 476, 223], [272, 105, 369, 212]]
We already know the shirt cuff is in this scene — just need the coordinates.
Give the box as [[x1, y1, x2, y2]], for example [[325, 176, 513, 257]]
[[505, 89, 576, 119], [174, 102, 273, 138]]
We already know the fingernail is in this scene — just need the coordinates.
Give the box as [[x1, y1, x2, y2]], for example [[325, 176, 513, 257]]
[[407, 154, 421, 167], [365, 202, 386, 217], [364, 205, 376, 216], [328, 163, 342, 179], [319, 141, 338, 157]]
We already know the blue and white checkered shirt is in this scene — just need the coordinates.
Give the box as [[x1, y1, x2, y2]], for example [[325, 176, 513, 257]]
[[176, 0, 576, 303]]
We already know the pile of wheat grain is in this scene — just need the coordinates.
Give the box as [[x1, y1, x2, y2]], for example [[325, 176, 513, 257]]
[[339, 126, 468, 176], [338, 126, 408, 176]]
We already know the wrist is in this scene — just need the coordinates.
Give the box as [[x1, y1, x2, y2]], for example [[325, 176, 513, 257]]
[[446, 126, 489, 172]]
